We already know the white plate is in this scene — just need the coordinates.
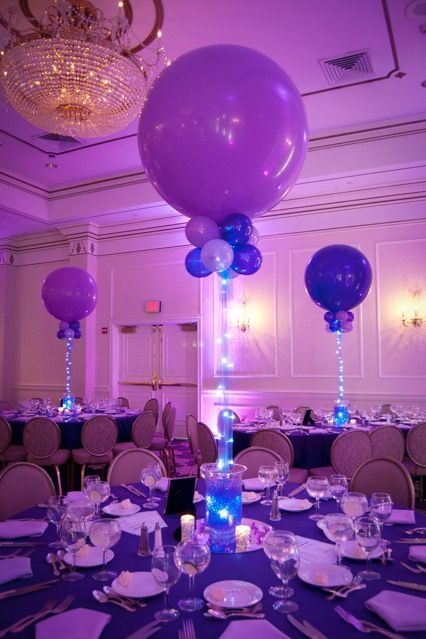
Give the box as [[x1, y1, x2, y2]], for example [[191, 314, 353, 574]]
[[102, 502, 141, 516], [204, 580, 263, 609], [340, 540, 384, 561], [64, 546, 114, 567], [112, 572, 165, 598], [242, 491, 261, 505], [298, 563, 353, 588], [279, 498, 312, 512], [193, 491, 204, 504]]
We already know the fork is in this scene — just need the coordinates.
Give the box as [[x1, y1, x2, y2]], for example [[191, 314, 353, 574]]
[[403, 527, 426, 535], [183, 618, 196, 639], [0, 600, 56, 638], [400, 561, 423, 574], [326, 575, 363, 600], [11, 594, 75, 633], [335, 604, 407, 639]]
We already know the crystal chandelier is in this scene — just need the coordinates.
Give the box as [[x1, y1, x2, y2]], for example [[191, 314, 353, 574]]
[[0, 0, 165, 138]]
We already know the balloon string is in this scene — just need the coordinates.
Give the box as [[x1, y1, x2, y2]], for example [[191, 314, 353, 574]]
[[336, 330, 344, 406], [217, 277, 233, 470]]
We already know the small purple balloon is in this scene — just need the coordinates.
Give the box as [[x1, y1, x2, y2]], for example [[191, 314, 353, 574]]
[[221, 213, 253, 246], [336, 310, 349, 321], [185, 248, 212, 278], [57, 330, 65, 339], [231, 245, 262, 275], [64, 328, 75, 339], [59, 320, 69, 331], [185, 216, 220, 248], [324, 311, 335, 322], [340, 321, 353, 333], [347, 311, 354, 321], [42, 267, 97, 322], [248, 226, 260, 246]]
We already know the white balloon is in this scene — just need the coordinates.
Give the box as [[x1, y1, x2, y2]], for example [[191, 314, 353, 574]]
[[201, 239, 234, 272], [248, 226, 260, 246]]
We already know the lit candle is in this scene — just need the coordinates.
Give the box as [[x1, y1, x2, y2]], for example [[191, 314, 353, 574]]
[[349, 418, 356, 425], [180, 514, 195, 542], [235, 524, 251, 551]]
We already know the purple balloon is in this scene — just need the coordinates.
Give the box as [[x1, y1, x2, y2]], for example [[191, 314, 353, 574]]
[[57, 330, 65, 339], [138, 45, 308, 223], [347, 311, 354, 321], [305, 245, 372, 312], [324, 311, 335, 322], [340, 321, 353, 333], [185, 216, 220, 248], [64, 328, 75, 339], [231, 245, 263, 275], [248, 226, 260, 246], [59, 320, 69, 331], [42, 267, 98, 322], [336, 310, 349, 321], [221, 213, 253, 246]]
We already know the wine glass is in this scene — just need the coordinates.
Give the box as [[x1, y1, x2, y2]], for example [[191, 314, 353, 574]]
[[66, 495, 96, 528], [174, 540, 211, 612], [341, 492, 369, 525], [329, 474, 348, 511], [258, 465, 278, 506], [46, 495, 67, 549], [83, 475, 101, 491], [274, 461, 290, 497], [89, 518, 121, 581], [151, 545, 181, 621], [60, 517, 87, 582], [354, 515, 381, 581], [85, 480, 110, 516], [370, 492, 393, 550], [140, 464, 162, 509], [322, 514, 353, 564], [306, 476, 330, 521], [265, 530, 300, 613], [263, 530, 296, 598]]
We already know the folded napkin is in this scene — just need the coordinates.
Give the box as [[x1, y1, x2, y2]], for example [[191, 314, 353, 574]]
[[0, 520, 48, 539], [0, 557, 33, 585], [156, 477, 169, 492], [365, 589, 426, 632], [408, 546, 426, 563], [243, 478, 266, 491], [65, 491, 85, 503], [387, 510, 416, 524], [36, 608, 111, 639], [219, 620, 290, 639]]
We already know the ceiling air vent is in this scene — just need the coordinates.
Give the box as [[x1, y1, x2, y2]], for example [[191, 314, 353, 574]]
[[320, 50, 374, 85], [34, 132, 84, 152]]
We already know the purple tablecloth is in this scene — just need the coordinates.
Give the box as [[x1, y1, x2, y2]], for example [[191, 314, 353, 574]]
[[0, 483, 424, 639]]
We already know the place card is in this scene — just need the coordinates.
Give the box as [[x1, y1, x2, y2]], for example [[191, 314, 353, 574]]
[[118, 511, 167, 536], [295, 534, 337, 565]]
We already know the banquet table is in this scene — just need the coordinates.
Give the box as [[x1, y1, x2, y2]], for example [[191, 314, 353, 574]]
[[1, 482, 425, 639], [5, 411, 141, 450]]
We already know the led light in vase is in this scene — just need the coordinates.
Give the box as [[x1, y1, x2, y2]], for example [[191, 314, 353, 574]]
[[334, 331, 349, 427]]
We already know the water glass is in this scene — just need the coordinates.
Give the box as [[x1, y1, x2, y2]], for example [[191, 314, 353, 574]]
[[89, 518, 121, 581], [341, 492, 369, 524], [306, 476, 330, 521], [46, 495, 67, 549], [264, 530, 300, 613], [60, 517, 87, 582], [151, 545, 181, 621], [329, 474, 348, 511], [258, 465, 278, 506], [141, 464, 162, 509], [355, 515, 381, 580], [370, 491, 393, 548], [275, 461, 290, 497], [322, 514, 353, 564], [85, 480, 110, 516], [175, 540, 211, 612], [263, 530, 297, 599]]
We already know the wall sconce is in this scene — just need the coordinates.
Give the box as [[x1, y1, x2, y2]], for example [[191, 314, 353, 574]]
[[401, 289, 424, 327], [401, 308, 423, 327], [235, 299, 251, 333]]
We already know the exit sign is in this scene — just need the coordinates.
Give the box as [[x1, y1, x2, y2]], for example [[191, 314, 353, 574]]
[[145, 300, 161, 313]]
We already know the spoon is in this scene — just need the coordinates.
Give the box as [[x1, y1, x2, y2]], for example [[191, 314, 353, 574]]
[[92, 590, 136, 612], [55, 550, 67, 570], [205, 608, 265, 620], [103, 586, 147, 608], [46, 553, 60, 576]]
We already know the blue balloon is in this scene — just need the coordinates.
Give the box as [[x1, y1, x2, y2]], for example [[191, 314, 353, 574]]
[[305, 245, 372, 312], [57, 330, 65, 339], [221, 213, 253, 246], [74, 331, 82, 339], [185, 247, 213, 278], [218, 268, 239, 281], [231, 245, 262, 275], [70, 320, 80, 331]]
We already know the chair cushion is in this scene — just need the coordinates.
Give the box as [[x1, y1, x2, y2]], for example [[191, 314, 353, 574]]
[[149, 436, 167, 451], [308, 466, 334, 479], [113, 442, 136, 455], [27, 449, 70, 466], [0, 445, 27, 463], [289, 467, 309, 484], [72, 449, 113, 465], [403, 456, 426, 476]]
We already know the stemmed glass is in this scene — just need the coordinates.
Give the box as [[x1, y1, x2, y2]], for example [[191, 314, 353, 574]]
[[306, 476, 330, 521], [329, 474, 348, 511], [258, 465, 278, 506], [151, 545, 181, 622], [60, 517, 87, 582], [322, 514, 353, 565], [354, 515, 381, 581], [264, 530, 300, 613], [174, 540, 211, 612], [84, 480, 110, 516], [341, 492, 369, 525], [141, 464, 162, 509], [89, 518, 121, 581], [275, 461, 290, 497], [46, 495, 67, 549], [370, 492, 393, 550]]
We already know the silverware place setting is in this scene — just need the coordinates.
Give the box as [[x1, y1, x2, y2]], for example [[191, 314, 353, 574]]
[[335, 604, 408, 639], [323, 575, 365, 600], [287, 614, 329, 639], [204, 601, 264, 619], [0, 594, 75, 636]]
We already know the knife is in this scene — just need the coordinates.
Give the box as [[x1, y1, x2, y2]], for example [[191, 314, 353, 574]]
[[0, 541, 47, 547], [287, 614, 328, 639], [288, 484, 306, 498], [0, 579, 59, 600], [120, 484, 144, 497], [395, 539, 426, 544], [123, 620, 162, 639], [387, 579, 426, 592]]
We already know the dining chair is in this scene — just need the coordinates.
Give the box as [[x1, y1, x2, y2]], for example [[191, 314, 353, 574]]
[[117, 396, 130, 409], [150, 405, 176, 475], [107, 448, 167, 486], [71, 415, 118, 488], [185, 414, 199, 457], [0, 400, 14, 411], [250, 429, 308, 483], [196, 421, 218, 467], [350, 457, 415, 509], [234, 446, 282, 478], [144, 398, 160, 424], [369, 425, 405, 462], [0, 461, 56, 519], [112, 411, 157, 455], [23, 417, 70, 494], [404, 421, 426, 501], [309, 430, 372, 480], [0, 415, 26, 467]]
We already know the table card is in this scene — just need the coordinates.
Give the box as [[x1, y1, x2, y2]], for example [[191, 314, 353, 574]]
[[295, 535, 337, 565], [118, 511, 167, 536]]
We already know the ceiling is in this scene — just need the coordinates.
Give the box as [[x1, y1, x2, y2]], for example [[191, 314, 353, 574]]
[[0, 0, 426, 239]]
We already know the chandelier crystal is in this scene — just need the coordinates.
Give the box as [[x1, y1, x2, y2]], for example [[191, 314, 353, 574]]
[[0, 0, 166, 138]]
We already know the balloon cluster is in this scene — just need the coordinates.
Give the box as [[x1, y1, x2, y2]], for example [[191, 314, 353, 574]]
[[324, 310, 354, 334], [57, 320, 81, 341], [184, 213, 262, 279]]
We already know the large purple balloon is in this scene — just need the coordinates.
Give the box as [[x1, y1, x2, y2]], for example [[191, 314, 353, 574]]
[[42, 267, 98, 322], [305, 245, 372, 312], [138, 45, 308, 223]]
